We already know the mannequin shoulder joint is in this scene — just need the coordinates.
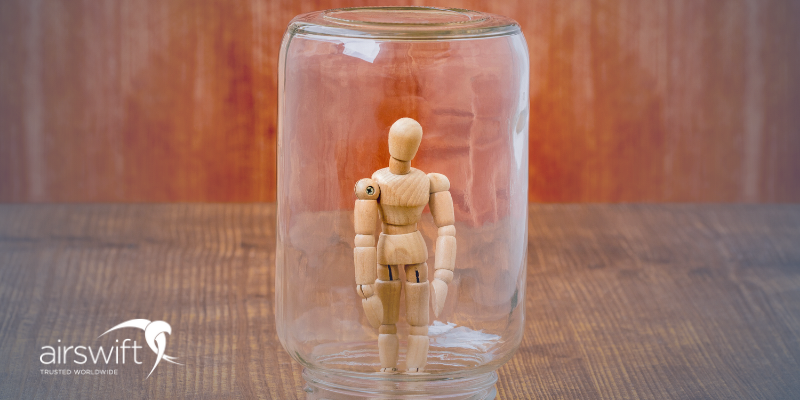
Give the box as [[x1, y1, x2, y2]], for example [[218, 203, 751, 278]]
[[427, 173, 450, 193], [355, 178, 380, 200]]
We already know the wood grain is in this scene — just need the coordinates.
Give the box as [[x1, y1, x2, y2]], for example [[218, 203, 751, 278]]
[[1, 204, 799, 399], [1, 1, 799, 202]]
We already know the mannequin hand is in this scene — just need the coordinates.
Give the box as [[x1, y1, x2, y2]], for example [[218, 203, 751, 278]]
[[431, 278, 449, 318], [357, 284, 382, 328]]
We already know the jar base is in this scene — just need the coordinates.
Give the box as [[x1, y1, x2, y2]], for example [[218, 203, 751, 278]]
[[302, 368, 498, 399]]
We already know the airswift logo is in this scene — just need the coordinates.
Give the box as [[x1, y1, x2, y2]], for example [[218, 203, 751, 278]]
[[40, 319, 183, 379], [98, 319, 182, 378]]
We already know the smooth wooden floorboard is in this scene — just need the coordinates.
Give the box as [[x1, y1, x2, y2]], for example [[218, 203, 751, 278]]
[[0, 204, 798, 399]]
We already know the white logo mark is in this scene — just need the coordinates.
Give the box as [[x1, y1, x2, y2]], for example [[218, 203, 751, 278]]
[[97, 319, 182, 378]]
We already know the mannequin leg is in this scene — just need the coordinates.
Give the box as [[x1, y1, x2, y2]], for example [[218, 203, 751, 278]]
[[375, 264, 401, 372], [404, 263, 430, 373]]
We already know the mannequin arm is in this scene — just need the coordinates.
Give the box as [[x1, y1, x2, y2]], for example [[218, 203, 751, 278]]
[[354, 178, 382, 328], [428, 173, 456, 318]]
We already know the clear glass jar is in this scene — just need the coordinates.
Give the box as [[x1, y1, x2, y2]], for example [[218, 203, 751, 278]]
[[275, 7, 529, 399]]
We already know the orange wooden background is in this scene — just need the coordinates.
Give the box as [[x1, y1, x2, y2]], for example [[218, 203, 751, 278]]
[[1, 0, 798, 203]]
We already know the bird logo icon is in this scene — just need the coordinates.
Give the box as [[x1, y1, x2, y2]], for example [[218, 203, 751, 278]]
[[97, 319, 182, 378]]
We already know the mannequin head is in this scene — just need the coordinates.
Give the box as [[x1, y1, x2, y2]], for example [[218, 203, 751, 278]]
[[388, 118, 423, 162]]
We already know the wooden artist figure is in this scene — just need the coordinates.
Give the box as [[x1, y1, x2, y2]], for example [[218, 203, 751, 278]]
[[353, 117, 457, 373]]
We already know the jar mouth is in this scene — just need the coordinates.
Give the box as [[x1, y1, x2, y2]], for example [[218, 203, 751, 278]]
[[289, 6, 520, 41], [322, 7, 488, 27]]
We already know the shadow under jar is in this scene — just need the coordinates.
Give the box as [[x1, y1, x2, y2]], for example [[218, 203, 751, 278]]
[[276, 7, 529, 399]]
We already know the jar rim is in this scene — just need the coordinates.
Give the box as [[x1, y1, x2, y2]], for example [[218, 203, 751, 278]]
[[288, 6, 521, 41]]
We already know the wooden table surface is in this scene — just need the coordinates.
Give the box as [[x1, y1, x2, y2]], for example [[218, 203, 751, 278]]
[[0, 204, 798, 399]]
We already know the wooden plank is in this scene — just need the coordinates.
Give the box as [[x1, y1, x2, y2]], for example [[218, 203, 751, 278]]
[[0, 204, 799, 398], [0, 1, 280, 202], [1, 1, 799, 202], [515, 204, 800, 398], [0, 204, 306, 399]]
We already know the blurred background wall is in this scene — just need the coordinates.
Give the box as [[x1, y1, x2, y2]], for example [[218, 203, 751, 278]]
[[1, 0, 798, 203]]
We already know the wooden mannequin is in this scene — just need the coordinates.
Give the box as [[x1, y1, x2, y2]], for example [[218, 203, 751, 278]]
[[354, 118, 457, 373]]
